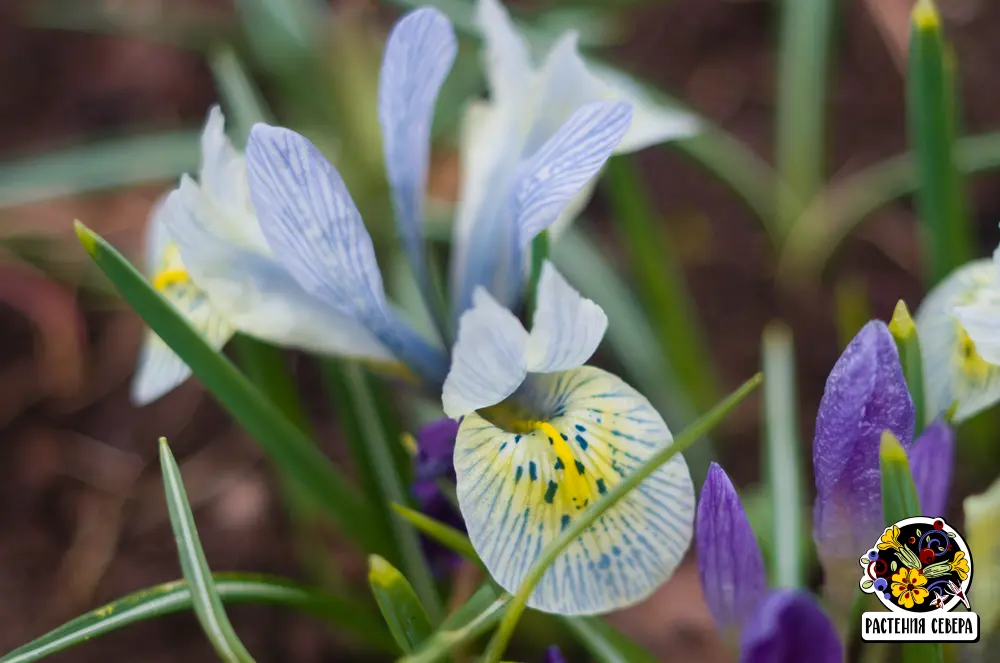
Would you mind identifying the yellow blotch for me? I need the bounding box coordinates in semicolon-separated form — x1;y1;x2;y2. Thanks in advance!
956;324;991;383
536;421;590;506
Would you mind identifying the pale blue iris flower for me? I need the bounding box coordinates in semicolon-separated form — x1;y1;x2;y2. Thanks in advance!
450;0;699;317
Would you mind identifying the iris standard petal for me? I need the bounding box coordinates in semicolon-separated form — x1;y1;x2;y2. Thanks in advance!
474;0;533;105
909;419;955;518
526;261;608;373
514;100;633;249
442;287;529;418
696;463;767;635
916;258;1000;423
378;7;457;281
812;321;914;563
454;366;695;615
738;590;842;663
246;123;447;382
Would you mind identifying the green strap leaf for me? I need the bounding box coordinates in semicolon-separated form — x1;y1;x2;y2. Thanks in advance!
368;555;435;655
482;373;764;663
391;503;480;564
0;573;391;663
889;300;927;431
400;593;510;663
561;616;659;663
159;439;255;662
73;221;384;553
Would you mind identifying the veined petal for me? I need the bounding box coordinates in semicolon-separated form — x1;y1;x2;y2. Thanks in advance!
379;8;457;278
454;366;695;615
915;258;1000;423
132;334;194;406
526;261;607;373
909;419;955;518
514;100;633;248
695;463;767;635
442;287;528;418
474;0;533;105
737;590;842;663
246;123;388;322
164;177;394;360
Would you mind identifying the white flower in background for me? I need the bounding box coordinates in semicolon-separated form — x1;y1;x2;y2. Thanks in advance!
914;256;1000;423
446;261;695;615
449;0;700;318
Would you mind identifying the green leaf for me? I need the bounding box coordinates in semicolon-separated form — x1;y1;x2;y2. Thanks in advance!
774;0;836;236
159;439;255;662
602;157;720;417
400;594;510;663
561;617;659;663
761;322;805;588
483;372;764;663
0;573;392;663
862;579;874;590
551;226;712;484
209;45;275;142
73;221;384;552
391;503;481;565
889;300;927;431
908;0;972;287
0;131;198;210
368;555;435;655
880;430;944;663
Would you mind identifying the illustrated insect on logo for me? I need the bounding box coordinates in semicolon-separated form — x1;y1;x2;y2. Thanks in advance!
858;516;979;643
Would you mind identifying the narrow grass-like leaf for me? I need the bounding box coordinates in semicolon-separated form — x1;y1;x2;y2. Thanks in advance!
603;156;720;415
778;131;1000;285
0;574;392;663
400;595;511;663
762;322;805;588
880;431;944;663
340;364;442;620
482;373;764;663
908;0;971;286
73;221;383;552
774;0;836;237
159;439;255;663
551;226;712;483
889;300;927;431
526;229;549;318
0;131;198;210
561;617;659;663
368;555;435;655
391;503;480;564
209;45;274;142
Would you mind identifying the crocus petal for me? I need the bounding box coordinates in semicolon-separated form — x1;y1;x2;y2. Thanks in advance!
454;366;695;615
526;261;607;373
246;124;447;382
442;287;529;418
378;8;456;280
543;646;567;663
514;100;633;249
812;320;915;564
414;417;461;483
916;258;1000;423
908;419;955;518
964;476;1000;634
738;590;842;663
695;463;767;635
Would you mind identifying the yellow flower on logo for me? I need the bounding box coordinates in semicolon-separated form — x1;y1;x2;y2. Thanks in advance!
879;525;903;551
891;567;929;609
950;551;970;580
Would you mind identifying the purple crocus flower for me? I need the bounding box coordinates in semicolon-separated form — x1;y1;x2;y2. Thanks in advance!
738;590;842;663
411;418;464;576
696;462;767;636
812;321;915;578
908;418;956;518
543;646;567;663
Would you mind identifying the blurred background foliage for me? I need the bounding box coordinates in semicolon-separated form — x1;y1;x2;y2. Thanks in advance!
3;0;1000;661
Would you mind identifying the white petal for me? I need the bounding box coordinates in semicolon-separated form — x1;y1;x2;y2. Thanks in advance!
163;179;393;360
454;366;695;615
379;8;457;277
475;0;533;104
527;262;607;372
915;259;1000;423
514;100;633;247
131;334;193;406
442;287;528;418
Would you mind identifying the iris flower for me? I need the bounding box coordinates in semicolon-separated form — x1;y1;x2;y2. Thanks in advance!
695;463;842;663
915;257;1000;423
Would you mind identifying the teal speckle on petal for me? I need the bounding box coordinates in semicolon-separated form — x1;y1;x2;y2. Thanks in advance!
544;480;559;504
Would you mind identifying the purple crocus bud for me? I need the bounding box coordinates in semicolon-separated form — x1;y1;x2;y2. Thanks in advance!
543;646;567;663
738;590;842;663
411;418;464;576
909;419;955;518
813;321;914;581
696;462;767;638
